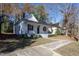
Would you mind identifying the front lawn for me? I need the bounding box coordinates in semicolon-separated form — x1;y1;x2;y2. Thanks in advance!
29;38;57;47
0;37;56;53
55;41;79;56
48;35;71;40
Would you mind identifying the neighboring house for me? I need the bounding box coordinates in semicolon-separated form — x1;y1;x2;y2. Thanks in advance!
14;13;53;38
51;27;58;35
48;26;58;35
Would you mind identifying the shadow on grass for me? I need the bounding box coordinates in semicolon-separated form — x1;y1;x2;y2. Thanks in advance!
0;39;36;54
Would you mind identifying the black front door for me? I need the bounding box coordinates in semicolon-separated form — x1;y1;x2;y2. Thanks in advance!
37;26;40;34
27;24;33;33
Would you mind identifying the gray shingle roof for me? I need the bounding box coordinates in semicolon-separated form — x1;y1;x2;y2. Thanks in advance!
15;14;59;27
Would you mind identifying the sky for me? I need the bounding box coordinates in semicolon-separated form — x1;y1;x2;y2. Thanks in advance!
43;3;63;23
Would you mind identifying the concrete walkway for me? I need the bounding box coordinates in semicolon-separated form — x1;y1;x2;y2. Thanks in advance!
38;40;72;50
0;40;73;56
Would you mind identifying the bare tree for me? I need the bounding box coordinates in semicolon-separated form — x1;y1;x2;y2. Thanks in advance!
58;3;79;36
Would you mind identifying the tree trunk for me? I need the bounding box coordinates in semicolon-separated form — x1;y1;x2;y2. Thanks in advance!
65;30;68;36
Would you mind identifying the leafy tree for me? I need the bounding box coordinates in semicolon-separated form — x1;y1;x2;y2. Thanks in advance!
2;4;13;14
1;16;9;33
32;5;48;22
23;3;32;13
55;28;61;35
1;4;16;33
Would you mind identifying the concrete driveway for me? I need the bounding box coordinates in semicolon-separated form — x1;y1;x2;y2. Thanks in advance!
0;40;72;56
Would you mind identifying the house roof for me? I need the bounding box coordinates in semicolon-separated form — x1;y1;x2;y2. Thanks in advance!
15;18;53;26
15;13;59;27
27;14;38;22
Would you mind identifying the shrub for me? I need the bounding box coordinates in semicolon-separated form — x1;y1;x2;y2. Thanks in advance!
48;34;56;37
55;29;61;35
33;34;42;39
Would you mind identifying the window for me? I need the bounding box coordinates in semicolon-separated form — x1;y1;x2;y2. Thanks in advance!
28;24;33;31
43;26;47;31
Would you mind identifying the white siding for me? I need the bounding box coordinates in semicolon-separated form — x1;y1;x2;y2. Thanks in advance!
48;27;57;35
52;27;57;34
18;21;50;38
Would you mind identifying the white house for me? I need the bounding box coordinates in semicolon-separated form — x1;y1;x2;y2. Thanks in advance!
14;13;58;38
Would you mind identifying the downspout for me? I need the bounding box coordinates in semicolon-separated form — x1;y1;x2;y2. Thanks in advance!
13;15;16;34
13;21;15;34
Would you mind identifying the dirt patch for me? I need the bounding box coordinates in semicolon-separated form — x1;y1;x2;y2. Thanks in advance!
48;35;72;40
29;38;57;47
55;41;79;56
